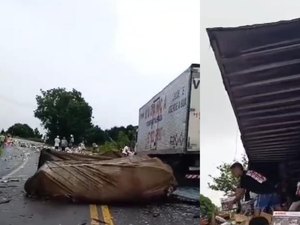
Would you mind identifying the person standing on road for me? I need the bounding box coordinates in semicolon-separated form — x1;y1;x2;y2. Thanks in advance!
5;134;13;147
54;136;60;150
61;137;68;151
228;162;282;215
69;134;74;148
92;143;98;151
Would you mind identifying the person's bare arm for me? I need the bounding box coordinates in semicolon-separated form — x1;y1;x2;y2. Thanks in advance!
232;188;246;204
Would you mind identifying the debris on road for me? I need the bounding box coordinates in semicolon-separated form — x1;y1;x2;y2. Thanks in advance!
8;178;19;182
0;198;11;204
152;212;160;217
0;185;18;188
25;149;177;203
0;176;24;184
92;218;107;224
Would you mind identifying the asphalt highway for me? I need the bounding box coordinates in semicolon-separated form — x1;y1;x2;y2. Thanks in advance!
0;142;199;225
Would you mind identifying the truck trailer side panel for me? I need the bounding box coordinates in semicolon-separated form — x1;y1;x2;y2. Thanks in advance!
137;65;198;154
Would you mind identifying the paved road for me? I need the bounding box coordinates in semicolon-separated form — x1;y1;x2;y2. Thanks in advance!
0;143;199;225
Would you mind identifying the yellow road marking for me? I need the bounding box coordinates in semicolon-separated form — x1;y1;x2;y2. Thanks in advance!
90;204;100;225
101;205;115;225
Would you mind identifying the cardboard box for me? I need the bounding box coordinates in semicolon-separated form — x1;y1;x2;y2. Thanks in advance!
260;212;272;224
272;211;300;225
233;212;272;225
221;197;237;211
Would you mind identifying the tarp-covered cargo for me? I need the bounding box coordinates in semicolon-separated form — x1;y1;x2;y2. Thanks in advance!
25;151;177;203
37;148;119;169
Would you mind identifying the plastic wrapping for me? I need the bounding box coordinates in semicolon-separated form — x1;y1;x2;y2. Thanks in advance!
25;150;177;203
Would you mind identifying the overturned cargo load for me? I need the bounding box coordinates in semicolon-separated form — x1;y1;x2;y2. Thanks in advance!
25;150;177;203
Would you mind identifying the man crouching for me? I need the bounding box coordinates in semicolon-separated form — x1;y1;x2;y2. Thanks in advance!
228;162;282;215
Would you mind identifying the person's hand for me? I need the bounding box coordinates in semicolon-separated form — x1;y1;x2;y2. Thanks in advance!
200;218;209;225
227;200;235;210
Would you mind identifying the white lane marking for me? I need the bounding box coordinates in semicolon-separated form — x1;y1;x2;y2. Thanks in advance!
0;152;29;181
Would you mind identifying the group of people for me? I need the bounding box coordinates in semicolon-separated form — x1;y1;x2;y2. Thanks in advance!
54;134;74;151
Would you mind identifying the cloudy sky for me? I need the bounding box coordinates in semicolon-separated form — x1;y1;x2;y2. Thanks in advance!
0;0;200;132
201;0;300;205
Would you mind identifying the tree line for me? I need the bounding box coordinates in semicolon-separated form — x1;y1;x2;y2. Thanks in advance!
1;124;42;140
1;123;137;149
2;88;137;149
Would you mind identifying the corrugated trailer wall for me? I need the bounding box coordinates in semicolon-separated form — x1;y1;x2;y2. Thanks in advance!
207;18;300;164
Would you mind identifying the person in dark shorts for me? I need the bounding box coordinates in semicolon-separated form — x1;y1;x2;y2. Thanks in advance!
228;162;282;215
61;137;68;151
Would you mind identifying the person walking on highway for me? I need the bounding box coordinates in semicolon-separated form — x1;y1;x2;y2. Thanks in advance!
54;136;60;150
61;137;68;151
228;162;282;215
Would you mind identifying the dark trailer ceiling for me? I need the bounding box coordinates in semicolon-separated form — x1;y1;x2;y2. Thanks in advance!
207;18;300;163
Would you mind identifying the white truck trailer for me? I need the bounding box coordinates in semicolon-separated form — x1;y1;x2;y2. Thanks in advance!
136;64;200;183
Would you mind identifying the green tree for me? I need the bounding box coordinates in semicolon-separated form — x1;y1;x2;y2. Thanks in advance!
0;129;5;135
125;125;138;148
106;126;125;142
200;194;217;221
34;88;93;143
208;155;248;196
99;141;118;153
105;125;137;148
84;125;108;145
7;123;35;138
116;131;130;148
34;128;42;138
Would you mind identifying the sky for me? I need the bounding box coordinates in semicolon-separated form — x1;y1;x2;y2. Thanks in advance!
0;0;200;132
201;0;300;205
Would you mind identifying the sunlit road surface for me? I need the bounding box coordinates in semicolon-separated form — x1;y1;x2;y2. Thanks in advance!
0;142;199;225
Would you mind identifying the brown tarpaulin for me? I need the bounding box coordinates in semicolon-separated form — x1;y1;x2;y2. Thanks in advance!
25;152;177;203
37;149;117;169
